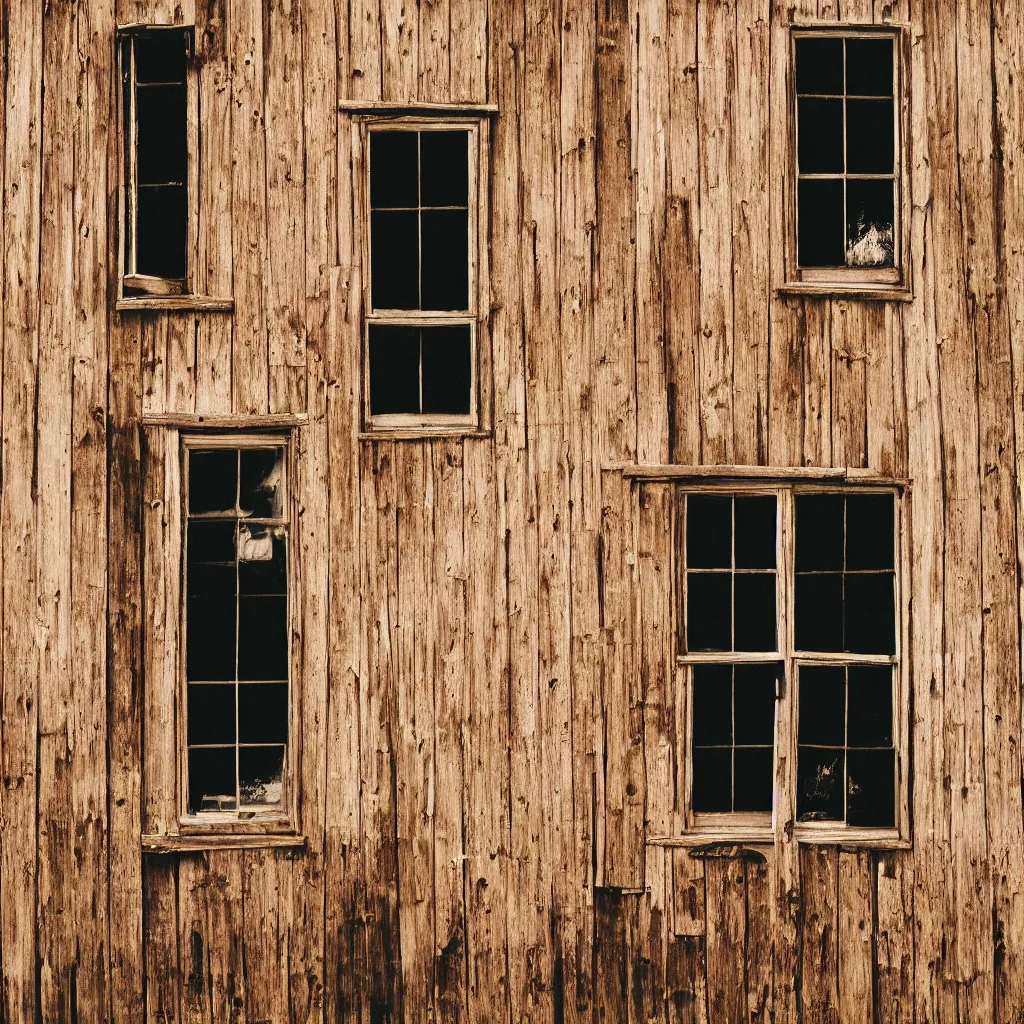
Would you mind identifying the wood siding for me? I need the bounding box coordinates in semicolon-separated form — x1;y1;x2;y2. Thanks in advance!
1;0;1023;1021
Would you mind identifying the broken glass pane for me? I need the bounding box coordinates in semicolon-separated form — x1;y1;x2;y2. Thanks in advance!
238;529;287;595
845;178;895;268
189;450;237;514
240;447;285;519
239;745;285;806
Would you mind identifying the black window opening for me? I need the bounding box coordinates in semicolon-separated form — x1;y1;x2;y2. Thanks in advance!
121;27;191;290
794;34;897;270
367;128;475;422
185;443;289;817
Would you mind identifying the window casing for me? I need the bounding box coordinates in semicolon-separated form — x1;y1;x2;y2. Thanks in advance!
677;481;908;844
360;118;487;433
785;25;910;295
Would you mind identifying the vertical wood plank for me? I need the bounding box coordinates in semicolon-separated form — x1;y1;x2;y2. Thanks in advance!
830;301;868;469
418;0;451;102
837;851;873;1024
875;851;914;1024
144;861;182;1023
745;855;773;1023
801;299;832;467
348;0;383;101
704;858;747;1024
799;846;839;1024
381;0;417;102
449;0;486;103
667;854;708;1024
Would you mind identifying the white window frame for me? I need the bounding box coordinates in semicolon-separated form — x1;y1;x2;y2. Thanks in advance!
676;480;910;847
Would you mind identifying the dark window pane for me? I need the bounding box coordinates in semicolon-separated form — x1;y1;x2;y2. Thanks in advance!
187;520;236;563
187;683;236;746
369;324;420;415
239;746;285;806
240;447;285;518
733;664;778;745
371;209;419;309
686;572;732;651
692;747;732;813
370;130;418;208
238;530;287;595
420;130;469;207
845;99;894;174
422;325;472;415
186;596;236;681
845;38;893;97
797;178;845;267
189;450;237;514
797;747;845;821
795;36;843;94
797;98;844;173
188;747;236;813
238;683;289;744
136;184;187;278
420;209;469;310
794;573;843;652
692;664;732;746
238;596;288;681
846;178;895;268
846;494;894;570
134;31;187;84
847;665;893;747
735;495;776;569
846;749;895;826
798;665;846;746
734;747;773;812
734;573;776;652
795;494;845;570
687;495;732;569
136;85;186;185
844;572;895;654
188;561;235;601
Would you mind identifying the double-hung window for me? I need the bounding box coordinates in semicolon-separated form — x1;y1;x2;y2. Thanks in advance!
678;483;907;841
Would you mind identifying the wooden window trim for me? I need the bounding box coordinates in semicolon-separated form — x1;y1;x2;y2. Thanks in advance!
355;114;491;436
665;477;910;849
780;23;913;299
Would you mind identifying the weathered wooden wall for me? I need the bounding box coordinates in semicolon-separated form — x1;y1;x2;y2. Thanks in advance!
2;0;1024;1020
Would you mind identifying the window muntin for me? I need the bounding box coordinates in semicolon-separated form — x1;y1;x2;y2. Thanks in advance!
183;438;290;821
120;27;193;295
790;29;903;287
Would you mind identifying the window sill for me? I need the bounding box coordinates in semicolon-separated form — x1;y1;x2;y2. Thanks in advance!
116;295;234;312
141;831;306;854
647;828;910;850
776;281;913;303
359;428;491;441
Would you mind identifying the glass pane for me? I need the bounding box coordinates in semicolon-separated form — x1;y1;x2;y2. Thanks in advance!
188;747;236;813
733;748;773;812
186;595;236;681
692;664;732;746
239;746;285;806
797;747;845;821
368;324;420;415
188;519;236;564
795;36;843;94
420;209;469;311
686;572;732;651
238;596;288;681
733;664;778;745
692;747;731;813
845;99;894;174
845;38;893;97
239;447;284;519
795;493;844;570
422;325;472;415
797;178;845;267
136;85;187;185
370;130;418;208
846;494;895;569
187;683;236;746
797;98;844;173
238;683;289;744
371;209;419;309
136;184;187;278
238;529;287;595
846;749;895;826
798;665;845;746
188;561;235;601
794;573;843;652
687;495;732;569
134;31;187;84
420;130;469;207
846;665;893;747
844;572;895;654
734;495;776;569
734;573;776;652
189;450;237;514
846;178;895;268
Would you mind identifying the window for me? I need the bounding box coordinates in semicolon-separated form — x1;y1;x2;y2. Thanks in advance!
678;484;906;841
362;120;485;432
119;26;194;296
787;28;908;292
182;436;292;823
